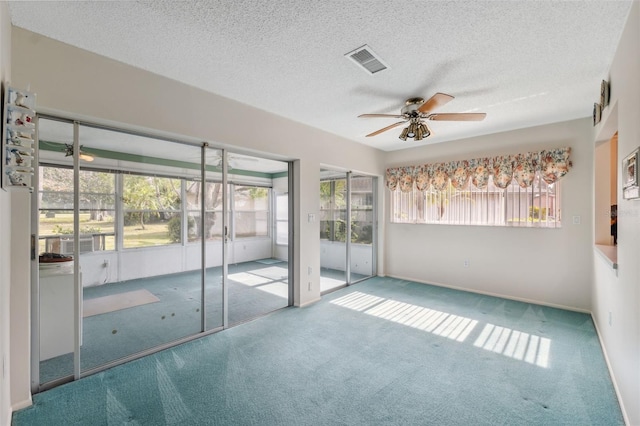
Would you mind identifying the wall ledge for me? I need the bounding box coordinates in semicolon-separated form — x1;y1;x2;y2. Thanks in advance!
594;244;618;270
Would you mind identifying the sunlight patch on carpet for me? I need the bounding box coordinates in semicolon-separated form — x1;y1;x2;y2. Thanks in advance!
255;259;283;265
331;291;478;343
474;323;551;368
329;291;384;311
320;276;346;292
252;266;288;281
83;289;160;317
228;272;272;286
256;282;288;298
331;291;552;368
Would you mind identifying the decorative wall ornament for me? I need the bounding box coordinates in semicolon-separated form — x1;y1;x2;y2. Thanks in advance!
601;80;610;108
2;85;37;191
593;102;602;126
385;147;572;192
593;79;609;127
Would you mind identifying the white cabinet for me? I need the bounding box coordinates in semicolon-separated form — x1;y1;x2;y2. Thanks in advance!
39;267;82;361
2;85;36;191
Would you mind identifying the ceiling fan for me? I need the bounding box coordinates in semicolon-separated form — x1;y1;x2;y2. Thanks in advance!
211;153;258;170
358;92;486;141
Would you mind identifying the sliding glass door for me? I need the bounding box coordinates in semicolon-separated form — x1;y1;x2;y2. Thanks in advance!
35;118;77;385
33;117;291;390
225;153;290;325
319;170;377;294
319;170;348;292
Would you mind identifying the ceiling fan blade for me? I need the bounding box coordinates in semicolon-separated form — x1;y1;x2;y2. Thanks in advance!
358;113;405;119
428;113;487;121
418;92;455;114
365;121;407;137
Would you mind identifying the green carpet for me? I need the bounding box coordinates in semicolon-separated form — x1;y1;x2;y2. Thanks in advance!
16;277;623;425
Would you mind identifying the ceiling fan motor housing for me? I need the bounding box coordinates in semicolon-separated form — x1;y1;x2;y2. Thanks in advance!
401;98;426;117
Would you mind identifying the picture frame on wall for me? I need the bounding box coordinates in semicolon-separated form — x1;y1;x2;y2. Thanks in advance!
622;148;639;199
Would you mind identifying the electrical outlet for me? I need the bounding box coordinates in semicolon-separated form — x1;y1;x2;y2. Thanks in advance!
609;311;612;326
463;259;470;267
308;282;312;291
308;266;312;275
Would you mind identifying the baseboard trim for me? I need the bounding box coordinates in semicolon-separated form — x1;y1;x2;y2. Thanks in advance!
11;395;32;412
591;314;629;426
385;274;590;314
297;297;321;308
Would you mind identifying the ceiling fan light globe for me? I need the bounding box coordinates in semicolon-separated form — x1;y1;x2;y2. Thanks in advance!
419;123;431;138
406;122;417;138
399;127;409;141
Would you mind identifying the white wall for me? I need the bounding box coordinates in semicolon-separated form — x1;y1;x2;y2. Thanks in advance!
9;26;384;405
9;193;31;411
592;2;640;424
320;241;373;276
384;118;594;311
0;3;12;424
78;238;271;287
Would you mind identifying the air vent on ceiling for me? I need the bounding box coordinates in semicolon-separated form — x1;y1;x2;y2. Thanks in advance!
345;45;388;75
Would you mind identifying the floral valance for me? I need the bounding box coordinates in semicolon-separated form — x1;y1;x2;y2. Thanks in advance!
386;147;572;192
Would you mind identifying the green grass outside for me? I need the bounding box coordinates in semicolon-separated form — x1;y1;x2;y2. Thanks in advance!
39;213;174;252
123;223;174;248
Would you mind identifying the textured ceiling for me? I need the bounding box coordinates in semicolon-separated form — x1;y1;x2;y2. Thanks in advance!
8;1;633;152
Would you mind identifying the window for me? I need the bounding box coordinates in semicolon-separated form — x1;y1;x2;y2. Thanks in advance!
320;177;375;243
185;180;224;241
122;175;181;248
320;179;347;241
390;173;560;227
39;165;276;250
233;185;269;239
39;166;116;253
350;176;374;244
275;193;288;245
